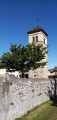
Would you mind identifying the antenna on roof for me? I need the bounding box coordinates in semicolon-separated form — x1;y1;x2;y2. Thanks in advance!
36;17;40;27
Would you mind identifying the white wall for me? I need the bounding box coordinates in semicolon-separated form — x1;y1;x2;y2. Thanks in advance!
28;31;47;45
0;69;6;75
0;69;20;78
28;31;48;79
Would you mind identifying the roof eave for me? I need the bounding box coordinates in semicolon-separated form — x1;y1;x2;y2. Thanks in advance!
27;30;48;36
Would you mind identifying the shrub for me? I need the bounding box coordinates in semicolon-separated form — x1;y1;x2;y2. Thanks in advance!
19;74;23;78
48;75;57;78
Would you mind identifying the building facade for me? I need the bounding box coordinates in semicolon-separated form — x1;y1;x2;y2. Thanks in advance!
0;68;20;77
48;67;57;76
27;26;48;79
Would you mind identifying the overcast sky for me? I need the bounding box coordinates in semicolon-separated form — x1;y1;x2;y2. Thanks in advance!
0;0;57;69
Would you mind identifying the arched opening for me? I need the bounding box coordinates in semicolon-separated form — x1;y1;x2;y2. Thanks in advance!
33;72;38;78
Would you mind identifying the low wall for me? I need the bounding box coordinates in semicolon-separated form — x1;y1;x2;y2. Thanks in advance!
0;75;56;120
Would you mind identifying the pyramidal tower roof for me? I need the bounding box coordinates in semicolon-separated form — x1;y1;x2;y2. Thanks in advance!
27;26;48;36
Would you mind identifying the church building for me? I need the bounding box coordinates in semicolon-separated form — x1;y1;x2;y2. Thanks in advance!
27;26;48;79
0;25;48;79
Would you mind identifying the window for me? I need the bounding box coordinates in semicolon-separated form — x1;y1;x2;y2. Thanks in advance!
33;36;38;43
36;36;38;42
43;37;45;44
33;37;35;42
44;38;45;44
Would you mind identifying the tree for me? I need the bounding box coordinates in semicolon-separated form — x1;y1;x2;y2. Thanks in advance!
0;43;48;78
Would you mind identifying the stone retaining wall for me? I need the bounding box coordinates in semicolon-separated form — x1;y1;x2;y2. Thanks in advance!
0;75;56;120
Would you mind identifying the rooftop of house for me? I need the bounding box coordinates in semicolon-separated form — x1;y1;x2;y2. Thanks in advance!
53;67;57;72
49;66;57;73
48;69;53;73
27;26;48;36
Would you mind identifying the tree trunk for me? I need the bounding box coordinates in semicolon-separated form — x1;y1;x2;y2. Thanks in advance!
22;71;24;78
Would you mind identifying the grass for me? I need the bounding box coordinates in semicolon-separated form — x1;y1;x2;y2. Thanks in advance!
15;98;57;120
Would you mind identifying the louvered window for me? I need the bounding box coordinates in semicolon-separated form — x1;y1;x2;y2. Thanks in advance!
33;37;35;42
36;36;38;42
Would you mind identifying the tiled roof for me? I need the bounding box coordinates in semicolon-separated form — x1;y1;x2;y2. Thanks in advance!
53;67;57;72
27;26;48;36
49;67;57;73
48;69;53;73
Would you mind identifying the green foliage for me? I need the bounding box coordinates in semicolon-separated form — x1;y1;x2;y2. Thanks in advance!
19;74;23;78
48;75;57;78
0;43;47;78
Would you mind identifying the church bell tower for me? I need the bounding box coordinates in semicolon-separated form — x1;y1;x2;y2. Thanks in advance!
27;26;48;79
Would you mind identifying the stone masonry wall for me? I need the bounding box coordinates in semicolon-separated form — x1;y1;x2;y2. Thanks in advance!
0;75;56;120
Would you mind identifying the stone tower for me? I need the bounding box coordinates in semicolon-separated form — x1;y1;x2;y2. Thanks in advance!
27;26;48;79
